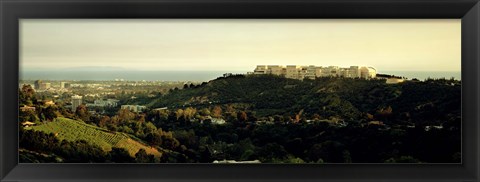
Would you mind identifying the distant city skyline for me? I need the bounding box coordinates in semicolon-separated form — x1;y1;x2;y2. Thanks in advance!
21;19;460;72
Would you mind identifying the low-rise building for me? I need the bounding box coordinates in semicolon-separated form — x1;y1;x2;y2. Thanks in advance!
44;100;55;106
268;65;286;76
20;105;36;112
121;105;147;112
211;118;226;125
368;121;385;126
94;99;119;107
21;121;36;128
304;65;318;80
425;125;443;131
253;65;268;74
285;65;301;79
153;107;168;111
213;160;261;163
34;80;51;90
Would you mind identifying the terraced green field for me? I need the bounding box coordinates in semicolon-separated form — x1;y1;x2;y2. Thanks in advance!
27;117;161;157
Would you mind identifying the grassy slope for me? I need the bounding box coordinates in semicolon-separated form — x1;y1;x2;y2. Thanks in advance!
27;117;161;157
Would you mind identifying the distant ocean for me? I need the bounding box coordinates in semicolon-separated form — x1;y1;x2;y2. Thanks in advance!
20;70;461;82
381;71;461;81
20;70;247;82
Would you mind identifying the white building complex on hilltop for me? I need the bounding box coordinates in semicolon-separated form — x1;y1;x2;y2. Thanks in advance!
249;65;377;80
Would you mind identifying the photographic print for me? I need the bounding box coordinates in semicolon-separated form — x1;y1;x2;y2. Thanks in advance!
18;19;461;163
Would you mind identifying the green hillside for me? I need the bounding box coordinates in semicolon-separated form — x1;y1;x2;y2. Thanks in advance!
27;117;161;157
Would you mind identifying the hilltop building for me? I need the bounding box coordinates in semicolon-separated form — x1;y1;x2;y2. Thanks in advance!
250;65;377;80
71;95;83;112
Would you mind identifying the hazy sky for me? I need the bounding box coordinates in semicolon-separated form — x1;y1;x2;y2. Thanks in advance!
21;19;460;72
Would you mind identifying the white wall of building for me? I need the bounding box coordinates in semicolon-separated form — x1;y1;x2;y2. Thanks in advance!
251;65;376;80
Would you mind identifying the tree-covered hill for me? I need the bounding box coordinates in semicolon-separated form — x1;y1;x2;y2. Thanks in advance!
147;74;461;126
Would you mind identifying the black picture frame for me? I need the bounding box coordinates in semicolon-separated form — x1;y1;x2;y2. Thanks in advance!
1;0;479;181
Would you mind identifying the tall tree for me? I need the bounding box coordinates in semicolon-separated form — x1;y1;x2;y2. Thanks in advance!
19;84;35;106
135;149;155;163
239;111;248;122
212;106;222;118
75;104;90;122
108;147;135;163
